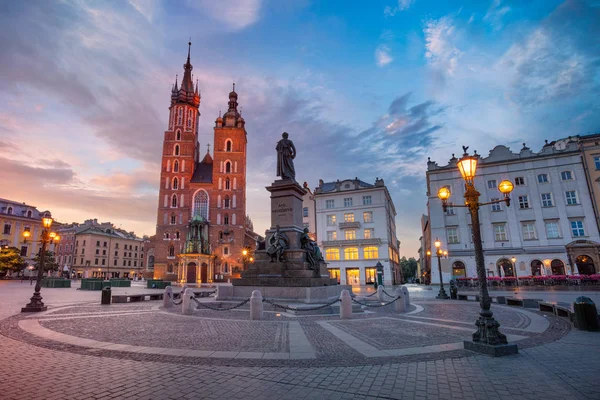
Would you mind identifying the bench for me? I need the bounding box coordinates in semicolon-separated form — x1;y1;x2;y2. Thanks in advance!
539;302;555;313
538;301;573;319
506;298;524;307
111;290;214;303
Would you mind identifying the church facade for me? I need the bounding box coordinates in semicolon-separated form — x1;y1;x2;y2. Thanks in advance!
150;43;253;283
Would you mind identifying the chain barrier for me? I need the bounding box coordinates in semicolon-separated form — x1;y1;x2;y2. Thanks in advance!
167;292;183;305
382;289;397;298
351;296;401;308
262;298;340;312
192;297;250;311
365;291;377;298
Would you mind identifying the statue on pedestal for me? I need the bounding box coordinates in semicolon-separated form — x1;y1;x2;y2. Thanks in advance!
276;132;296;181
300;228;324;272
267;225;289;263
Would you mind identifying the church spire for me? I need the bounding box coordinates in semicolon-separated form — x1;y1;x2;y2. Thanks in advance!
180;41;194;93
171;41;200;108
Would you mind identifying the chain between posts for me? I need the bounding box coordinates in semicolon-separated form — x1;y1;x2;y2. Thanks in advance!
167;292;183;305
261;298;340;312
351;296;402;308
192;297;250;311
381;289;397;298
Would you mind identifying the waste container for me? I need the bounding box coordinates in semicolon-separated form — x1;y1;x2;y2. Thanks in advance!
101;286;111;305
573;296;600;331
449;280;458;300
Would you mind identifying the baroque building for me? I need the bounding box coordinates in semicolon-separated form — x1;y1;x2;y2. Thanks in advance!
151;43;252;283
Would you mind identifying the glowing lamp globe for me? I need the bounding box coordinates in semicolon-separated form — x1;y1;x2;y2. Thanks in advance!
242;249;248;256
437;187;451;201
498;180;514;195
23;231;31;239
49;232;57;239
457;155;478;181
434;238;441;249
42;216;53;228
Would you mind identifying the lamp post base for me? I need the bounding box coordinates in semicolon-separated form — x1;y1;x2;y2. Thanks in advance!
464;341;518;357
436;288;450;299
21;293;47;313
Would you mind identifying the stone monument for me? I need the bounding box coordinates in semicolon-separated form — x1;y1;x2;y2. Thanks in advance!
217;132;347;303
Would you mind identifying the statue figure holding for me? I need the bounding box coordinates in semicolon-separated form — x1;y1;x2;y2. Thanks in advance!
266;225;289;263
300;228;324;272
276;132;296;181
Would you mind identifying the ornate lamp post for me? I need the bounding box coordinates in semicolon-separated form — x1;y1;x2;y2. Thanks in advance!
241;247;253;272
21;213;60;313
437;147;518;356
434;238;450;299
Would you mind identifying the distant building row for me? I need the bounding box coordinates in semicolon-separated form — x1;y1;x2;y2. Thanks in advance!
421;134;600;284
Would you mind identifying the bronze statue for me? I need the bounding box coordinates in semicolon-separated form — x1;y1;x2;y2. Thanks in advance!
300;228;324;272
276;132;296;181
266;225;289;263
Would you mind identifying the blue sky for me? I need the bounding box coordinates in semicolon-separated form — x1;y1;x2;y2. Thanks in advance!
0;0;598;257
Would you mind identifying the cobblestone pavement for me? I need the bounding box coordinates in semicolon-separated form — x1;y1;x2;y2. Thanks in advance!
1;281;599;399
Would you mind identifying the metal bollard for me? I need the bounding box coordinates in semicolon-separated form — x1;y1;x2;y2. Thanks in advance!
376;285;384;302
182;288;194;315
340;290;352;319
401;286;410;308
163;286;173;308
395;288;406;312
250;290;263;320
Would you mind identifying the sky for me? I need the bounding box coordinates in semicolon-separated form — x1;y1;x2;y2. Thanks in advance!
0;0;599;258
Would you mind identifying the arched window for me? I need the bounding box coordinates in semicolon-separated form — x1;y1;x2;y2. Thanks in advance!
226;139;232;152
187;110;193;128
174;145;180;156
177;108;182;125
7;207;12;215
225;161;231;173
176;130;181;141
173;160;179;172
175;230;180;239
225;178;230;190
170;214;176;225
344;248;359;260
224;214;229;225
168;245;175;257
363;246;379;259
164;232;170;239
193;190;209;220
26;210;32;218
531;260;543;276
171;194;178;208
173;177;179;190
232;195;236;208
452;261;466;278
219;231;223;240
167;263;173;273
551;259;565;275
232;213;236;225
223;262;229;273
224;196;230;209
326;248;340;261
497;258;514;277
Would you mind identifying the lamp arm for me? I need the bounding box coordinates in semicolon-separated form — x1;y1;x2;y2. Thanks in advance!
445;197;511;208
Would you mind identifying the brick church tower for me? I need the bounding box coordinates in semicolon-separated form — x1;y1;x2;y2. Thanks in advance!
151;43;252;283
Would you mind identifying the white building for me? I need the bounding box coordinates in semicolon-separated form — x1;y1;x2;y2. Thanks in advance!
302;182;317;240
314;177;401;286
426;140;600;284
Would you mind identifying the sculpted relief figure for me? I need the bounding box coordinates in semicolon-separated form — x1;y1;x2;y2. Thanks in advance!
267;225;289;263
276;132;296;181
300;228;324;272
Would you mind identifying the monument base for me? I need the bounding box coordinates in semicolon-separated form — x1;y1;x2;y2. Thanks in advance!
463;341;519;357
216;284;351;304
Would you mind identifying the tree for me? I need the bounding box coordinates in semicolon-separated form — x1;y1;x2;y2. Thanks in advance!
0;247;26;271
33;249;59;272
400;256;418;280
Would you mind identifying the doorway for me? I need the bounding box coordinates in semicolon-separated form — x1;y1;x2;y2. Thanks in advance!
452;261;466;278
200;263;208;283
365;267;376;284
497;258;514;277
576;255;596;275
345;268;360;285
551;259;565;275
187;262;197;283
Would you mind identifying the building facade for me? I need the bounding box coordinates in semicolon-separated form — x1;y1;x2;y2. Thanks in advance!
302;182;317;240
150;43;252;283
577;133;600;232
0;198;51;267
426;140;600;285
315;178;401;286
418;214;431;284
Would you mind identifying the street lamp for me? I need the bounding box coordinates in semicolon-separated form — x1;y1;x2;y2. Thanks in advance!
434;238;449;299
437;147;517;356
241;247;253;272
21;213;60;313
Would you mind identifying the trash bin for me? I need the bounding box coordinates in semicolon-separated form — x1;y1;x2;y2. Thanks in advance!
449;280;458;300
573;296;600;331
101;286;111;305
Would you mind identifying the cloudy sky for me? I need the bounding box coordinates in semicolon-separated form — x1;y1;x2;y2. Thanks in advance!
1;0;599;257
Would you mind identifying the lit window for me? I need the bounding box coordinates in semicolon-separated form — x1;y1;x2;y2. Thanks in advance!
344;197;353;207
518;195;529;209
345;230;356;240
561;171;573;181
303;207;309;217
515;177;525;186
545;222;560;239
362;196;372;205
494;224;508;241
364;228;373;239
326;200;334;209
566;191;578;205
522;223;537;240
487;180;497;189
541;193;553;207
363;212;373;222
326;215;336;225
537;174;548;183
344;247;359;260
344;213;355;222
327;231;337;241
364;246;379;259
447;228;459;244
325;248;340;260
571;220;585;237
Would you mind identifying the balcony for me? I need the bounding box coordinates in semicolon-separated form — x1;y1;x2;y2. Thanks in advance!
339;221;361;229
322;238;382;247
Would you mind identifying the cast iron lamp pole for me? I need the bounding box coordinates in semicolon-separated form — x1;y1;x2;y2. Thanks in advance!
434;239;449;299
21;214;60;313
437;147;518;355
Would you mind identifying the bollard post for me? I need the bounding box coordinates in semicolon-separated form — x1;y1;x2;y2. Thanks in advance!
340;290;352;319
181;284;189;295
395;288;406;313
377;285;384;302
182;288;194;315
250;290;263;320
401;286;410;308
163;286;173;309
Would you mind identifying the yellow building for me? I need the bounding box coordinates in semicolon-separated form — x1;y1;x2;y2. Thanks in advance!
0;198;51;267
579;134;600;232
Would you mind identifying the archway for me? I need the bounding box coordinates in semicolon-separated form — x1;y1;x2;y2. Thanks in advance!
452;261;466;278
497;258;514;277
551;259;565;275
575;255;596;275
530;260;543;276
186;262;197;283
200;263;208;283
